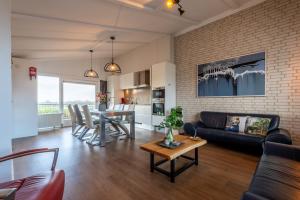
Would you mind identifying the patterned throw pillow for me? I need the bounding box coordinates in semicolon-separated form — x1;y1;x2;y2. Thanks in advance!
244;117;271;136
225;116;248;133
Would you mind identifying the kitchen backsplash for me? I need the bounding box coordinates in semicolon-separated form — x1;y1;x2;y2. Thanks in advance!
123;88;151;105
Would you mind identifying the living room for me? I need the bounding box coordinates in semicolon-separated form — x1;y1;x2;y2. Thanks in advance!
0;0;299;200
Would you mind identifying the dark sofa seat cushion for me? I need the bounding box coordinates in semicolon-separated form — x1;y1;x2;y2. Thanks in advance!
248;156;300;200
242;142;300;200
197;127;264;144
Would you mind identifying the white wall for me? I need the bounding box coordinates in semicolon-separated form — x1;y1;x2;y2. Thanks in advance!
0;0;12;181
12;57;108;139
115;35;173;74
35;58;108;81
0;0;12;155
12;59;38;138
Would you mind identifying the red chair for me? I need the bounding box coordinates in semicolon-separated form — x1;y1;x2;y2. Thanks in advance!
0;148;65;200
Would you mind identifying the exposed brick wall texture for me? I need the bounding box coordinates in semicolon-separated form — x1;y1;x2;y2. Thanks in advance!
175;0;300;143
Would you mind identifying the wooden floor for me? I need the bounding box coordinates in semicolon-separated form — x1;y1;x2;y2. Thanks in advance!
12;128;259;200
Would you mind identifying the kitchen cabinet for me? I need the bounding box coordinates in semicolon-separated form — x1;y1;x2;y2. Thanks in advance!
151;62;175;89
151;62;176;127
120;73;135;90
107;75;123;104
134;70;150;88
120;70;150;90
151;63;166;88
134;105;152;130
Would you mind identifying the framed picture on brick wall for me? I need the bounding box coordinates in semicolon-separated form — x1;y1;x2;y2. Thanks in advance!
197;52;265;97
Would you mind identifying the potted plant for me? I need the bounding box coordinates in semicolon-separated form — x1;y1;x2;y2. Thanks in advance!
160;106;184;145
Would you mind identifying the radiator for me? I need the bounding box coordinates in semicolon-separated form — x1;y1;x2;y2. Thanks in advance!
38;113;63;129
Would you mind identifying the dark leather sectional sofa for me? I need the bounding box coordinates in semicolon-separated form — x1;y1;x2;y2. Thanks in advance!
241;142;300;200
184;111;292;153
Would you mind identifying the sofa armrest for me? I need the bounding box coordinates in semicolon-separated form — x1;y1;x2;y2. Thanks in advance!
265;128;292;145
183;121;205;136
241;192;269;200
264;142;300;161
0;188;16;200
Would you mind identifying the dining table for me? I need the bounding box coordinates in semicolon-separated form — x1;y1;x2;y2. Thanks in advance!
90;110;135;147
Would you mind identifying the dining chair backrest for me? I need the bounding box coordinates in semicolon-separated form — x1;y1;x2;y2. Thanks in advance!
123;104;135;121
108;103;114;111
73;104;84;125
128;104;135;111
68;104;77;124
114;104;124;111
82;105;94;129
123;104;129;111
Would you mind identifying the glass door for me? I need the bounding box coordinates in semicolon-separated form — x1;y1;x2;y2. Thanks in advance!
37;75;60;114
63;82;96;120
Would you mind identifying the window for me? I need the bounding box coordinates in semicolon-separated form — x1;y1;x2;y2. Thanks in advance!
38;76;60;114
63;82;96;119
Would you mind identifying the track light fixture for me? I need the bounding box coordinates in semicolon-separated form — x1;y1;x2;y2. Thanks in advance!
165;0;185;16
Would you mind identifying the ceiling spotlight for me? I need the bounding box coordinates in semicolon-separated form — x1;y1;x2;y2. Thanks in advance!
166;0;174;8
165;0;185;16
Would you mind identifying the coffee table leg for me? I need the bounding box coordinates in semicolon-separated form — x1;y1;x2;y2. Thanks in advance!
150;153;154;172
170;159;175;183
195;147;199;166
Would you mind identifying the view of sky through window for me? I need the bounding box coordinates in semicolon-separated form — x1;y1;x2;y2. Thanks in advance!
38;76;59;103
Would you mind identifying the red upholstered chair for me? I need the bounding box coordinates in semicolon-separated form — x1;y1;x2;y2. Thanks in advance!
0;148;65;200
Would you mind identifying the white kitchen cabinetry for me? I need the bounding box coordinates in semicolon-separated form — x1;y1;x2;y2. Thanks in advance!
134;105;152;130
107;75;123;104
151;63;166;88
151;62;175;89
151;62;176;127
120;73;135;90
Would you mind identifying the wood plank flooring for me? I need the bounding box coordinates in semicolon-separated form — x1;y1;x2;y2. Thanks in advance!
12;128;259;200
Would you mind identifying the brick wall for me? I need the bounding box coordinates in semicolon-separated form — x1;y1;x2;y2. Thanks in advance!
175;0;300;143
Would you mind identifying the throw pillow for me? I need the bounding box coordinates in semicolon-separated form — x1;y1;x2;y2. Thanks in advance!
244;117;271;136
225;116;248;133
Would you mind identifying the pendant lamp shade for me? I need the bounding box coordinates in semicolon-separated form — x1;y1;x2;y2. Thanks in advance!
104;37;121;73
84;50;99;78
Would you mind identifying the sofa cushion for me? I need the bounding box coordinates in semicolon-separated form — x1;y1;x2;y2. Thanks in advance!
196;127;264;144
200;112;227;129
225;116;248;133
244;117;271;136
0;179;24;191
199;111;280;132
247;154;300;200
0;170;65;200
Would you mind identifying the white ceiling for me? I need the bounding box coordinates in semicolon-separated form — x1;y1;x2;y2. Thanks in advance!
11;0;264;60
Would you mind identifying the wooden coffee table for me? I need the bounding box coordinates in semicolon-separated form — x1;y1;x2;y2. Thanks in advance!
140;135;207;182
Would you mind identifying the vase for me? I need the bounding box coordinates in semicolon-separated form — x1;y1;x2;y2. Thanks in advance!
165;128;174;143
98;103;107;111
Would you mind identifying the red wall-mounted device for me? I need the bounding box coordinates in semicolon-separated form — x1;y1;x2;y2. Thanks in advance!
29;66;37;80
